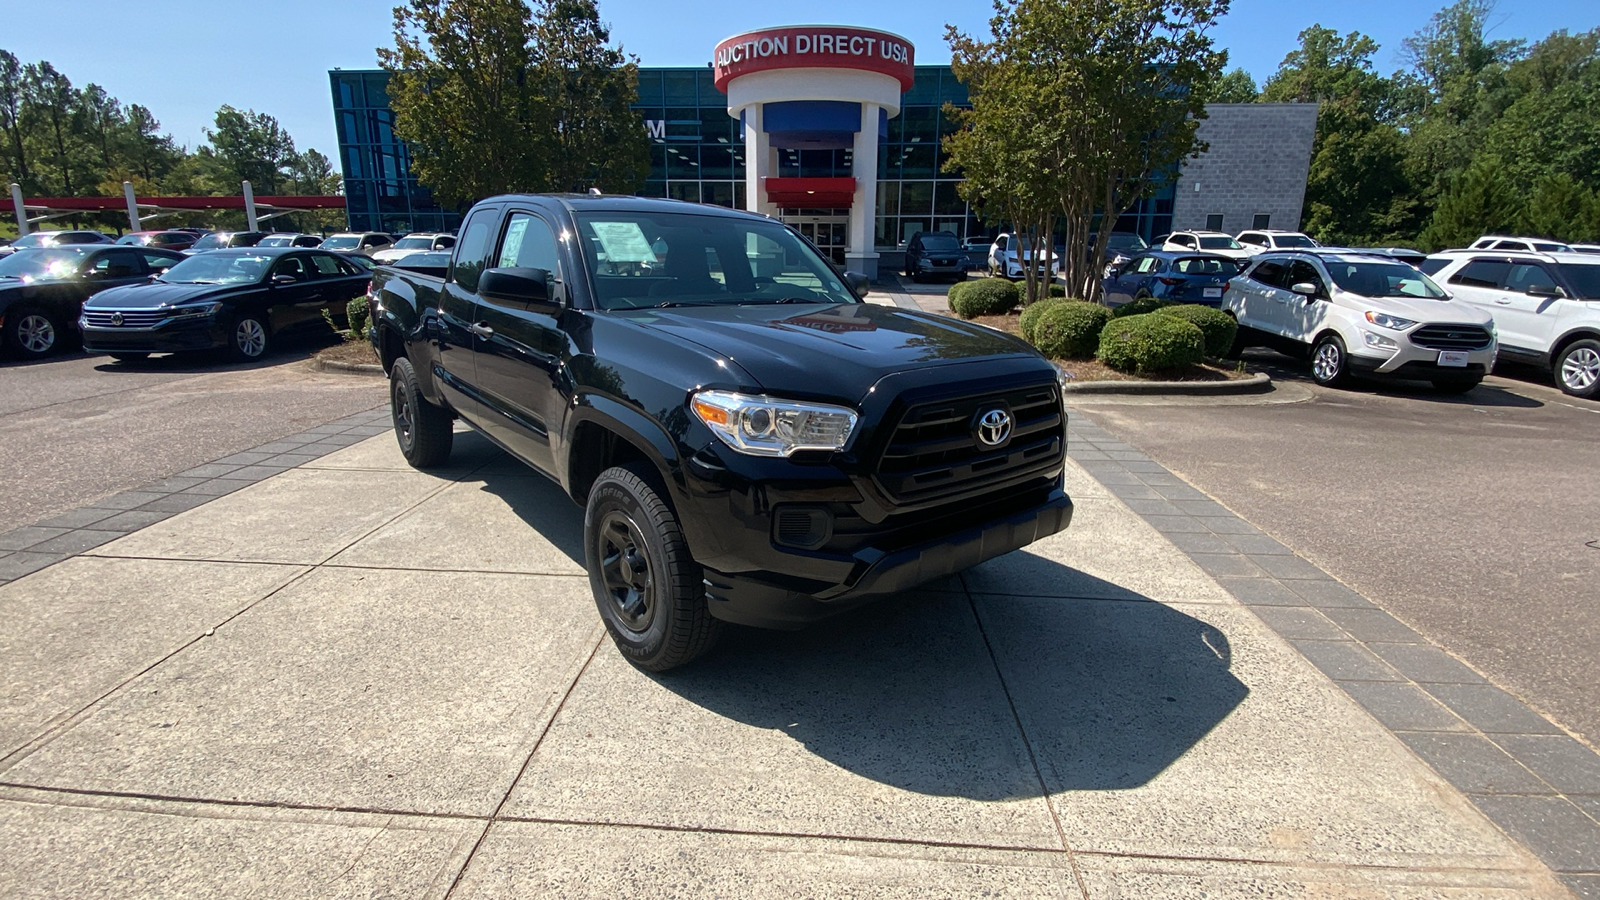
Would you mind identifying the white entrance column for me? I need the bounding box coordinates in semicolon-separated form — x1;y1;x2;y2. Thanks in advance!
742;106;778;218
123;181;141;232
242;180;259;232
10;183;28;236
846;102;880;279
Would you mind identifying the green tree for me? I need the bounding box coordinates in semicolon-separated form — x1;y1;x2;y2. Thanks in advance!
1477;30;1599;195
380;0;648;207
1262;26;1416;244
947;0;1229;302
205;105;299;195
1210;67;1258;102
23;62;83;196
1418;155;1518;249
0;50;27;187
1515;174;1599;243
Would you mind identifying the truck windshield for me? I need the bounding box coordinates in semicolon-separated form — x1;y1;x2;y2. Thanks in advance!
574;212;857;310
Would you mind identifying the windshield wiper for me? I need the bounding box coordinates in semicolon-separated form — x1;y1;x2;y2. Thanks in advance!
653;300;714;308
738;297;827;305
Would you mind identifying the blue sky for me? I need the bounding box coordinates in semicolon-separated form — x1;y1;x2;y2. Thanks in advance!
3;0;1594;163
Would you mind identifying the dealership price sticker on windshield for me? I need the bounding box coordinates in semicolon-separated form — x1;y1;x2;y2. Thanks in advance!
590;222;657;263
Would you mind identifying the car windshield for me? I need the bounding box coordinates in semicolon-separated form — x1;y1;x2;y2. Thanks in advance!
573;211;856;311
1107;234;1148;250
918;233;960;251
257;236;294;247
157;253;272;284
320;236;361;250
1274;234;1317;248
189;233;227;250
1198;236;1242;250
1554;264;1600;300
342;254;376;270
1174;257;1233;275
11;233;50;249
393;237;433;249
0;248;87;280
1326;261;1447;299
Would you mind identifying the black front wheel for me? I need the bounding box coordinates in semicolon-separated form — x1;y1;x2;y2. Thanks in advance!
227;313;270;362
585;463;721;672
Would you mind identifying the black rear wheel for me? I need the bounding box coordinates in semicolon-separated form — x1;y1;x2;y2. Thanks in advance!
586;463;721;671
389;356;454;468
5;306;61;359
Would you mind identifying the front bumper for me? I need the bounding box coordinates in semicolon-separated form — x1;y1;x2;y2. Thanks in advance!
700;486;1073;629
1348;332;1496;380
80;317;227;354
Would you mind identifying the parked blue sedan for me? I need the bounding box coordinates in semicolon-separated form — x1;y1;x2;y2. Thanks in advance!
1101;250;1240;309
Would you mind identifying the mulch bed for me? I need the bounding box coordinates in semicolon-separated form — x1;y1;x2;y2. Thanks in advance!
314;339;381;367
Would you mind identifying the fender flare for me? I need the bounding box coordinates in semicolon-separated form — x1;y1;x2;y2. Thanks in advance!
563;394;684;500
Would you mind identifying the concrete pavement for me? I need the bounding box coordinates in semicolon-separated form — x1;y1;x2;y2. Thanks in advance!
0;404;1587;897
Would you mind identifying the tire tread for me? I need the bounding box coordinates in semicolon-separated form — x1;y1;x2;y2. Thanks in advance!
390;357;453;467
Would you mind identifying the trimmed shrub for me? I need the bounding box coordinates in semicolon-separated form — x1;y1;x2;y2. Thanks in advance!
946;280;972;310
1097;313;1205;374
1032;301;1112;360
1111;294;1172;318
346;296;371;341
1155;304;1237;358
1018;296;1066;343
1047;283;1067;298
949;277;1019;318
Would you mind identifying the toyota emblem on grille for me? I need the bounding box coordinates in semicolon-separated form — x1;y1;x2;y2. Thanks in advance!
110;312;123;326
975;408;1013;448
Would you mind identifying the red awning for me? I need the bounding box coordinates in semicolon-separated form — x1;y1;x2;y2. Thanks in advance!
763;177;856;208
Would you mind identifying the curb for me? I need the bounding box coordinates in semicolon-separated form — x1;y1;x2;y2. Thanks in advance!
1060;371;1272;395
309;356;385;376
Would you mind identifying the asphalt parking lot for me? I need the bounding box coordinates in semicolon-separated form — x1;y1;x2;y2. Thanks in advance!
1074;351;1600;748
0;342;383;530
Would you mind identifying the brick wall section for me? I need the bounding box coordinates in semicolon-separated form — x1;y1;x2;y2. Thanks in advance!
1173;102;1319;235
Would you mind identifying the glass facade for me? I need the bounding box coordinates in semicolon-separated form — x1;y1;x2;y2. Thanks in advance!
330;66;1173;244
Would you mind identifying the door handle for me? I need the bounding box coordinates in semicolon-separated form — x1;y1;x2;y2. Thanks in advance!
470;323;495;339
1494;299;1512;305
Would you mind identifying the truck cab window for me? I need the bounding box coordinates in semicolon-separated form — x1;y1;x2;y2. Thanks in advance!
451;211;497;293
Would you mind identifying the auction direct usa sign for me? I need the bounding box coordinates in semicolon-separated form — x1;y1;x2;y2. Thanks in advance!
712;26;916;92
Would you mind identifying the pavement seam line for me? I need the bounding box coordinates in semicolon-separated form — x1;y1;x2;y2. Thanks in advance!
0;563;319;773
959;572;1090;900
0;780;490;822
442;629;606;899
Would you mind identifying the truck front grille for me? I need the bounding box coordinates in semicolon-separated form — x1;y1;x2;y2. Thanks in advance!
1410;324;1493;351
874;382;1063;505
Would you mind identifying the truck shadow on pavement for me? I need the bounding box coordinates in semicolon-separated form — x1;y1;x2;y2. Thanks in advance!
474;446;1248;799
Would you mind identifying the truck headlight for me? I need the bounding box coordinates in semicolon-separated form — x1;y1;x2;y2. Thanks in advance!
691;390;858;457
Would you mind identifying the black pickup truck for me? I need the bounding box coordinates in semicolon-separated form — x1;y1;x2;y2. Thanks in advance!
370;195;1073;670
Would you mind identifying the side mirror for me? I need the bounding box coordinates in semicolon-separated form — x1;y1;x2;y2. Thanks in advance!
1527;285;1564;299
272;274;299;285
1290;281;1320;298
843;271;871;296
480;266;552;306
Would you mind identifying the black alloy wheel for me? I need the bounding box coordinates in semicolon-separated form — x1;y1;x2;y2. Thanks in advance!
585;463;721;672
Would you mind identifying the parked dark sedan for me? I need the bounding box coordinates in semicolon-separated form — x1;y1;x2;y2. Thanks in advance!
0;246;183;359
0;230;115;259
1101;250;1237;309
116;230;199;252
80;248;371;362
182;231;268;255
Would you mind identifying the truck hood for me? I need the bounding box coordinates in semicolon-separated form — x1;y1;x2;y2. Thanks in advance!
613;301;1040;402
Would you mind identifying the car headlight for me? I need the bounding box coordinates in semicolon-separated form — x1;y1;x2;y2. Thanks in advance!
691;390;858;457
169;302;223;320
1364;311;1416;330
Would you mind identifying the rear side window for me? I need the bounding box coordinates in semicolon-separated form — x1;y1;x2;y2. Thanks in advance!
1249;259;1288;287
1134;256;1161;274
1553;264;1600;300
1450;259;1510;289
1492;240;1529;251
310;254;343;276
451;211;497;292
1418;258;1449;276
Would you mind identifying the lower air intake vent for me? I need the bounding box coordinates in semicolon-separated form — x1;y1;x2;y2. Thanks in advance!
773;507;832;551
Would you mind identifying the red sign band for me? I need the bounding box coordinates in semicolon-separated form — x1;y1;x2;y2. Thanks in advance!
713;26;916;93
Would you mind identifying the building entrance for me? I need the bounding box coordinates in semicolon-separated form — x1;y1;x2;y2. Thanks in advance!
784;214;849;267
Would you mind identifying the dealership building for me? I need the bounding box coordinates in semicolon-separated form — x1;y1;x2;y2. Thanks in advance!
329;25;1316;277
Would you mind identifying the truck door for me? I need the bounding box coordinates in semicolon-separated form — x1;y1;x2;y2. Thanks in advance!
469;209;571;475
434;207;500;421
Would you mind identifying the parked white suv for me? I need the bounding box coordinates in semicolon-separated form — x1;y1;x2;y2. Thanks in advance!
987;233;1060;280
1467;235;1572;253
318;232;395;256
1236;230;1320;254
371;232;457;265
1224;250;1496;393
1420;250;1600;398
1155;231;1253;262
